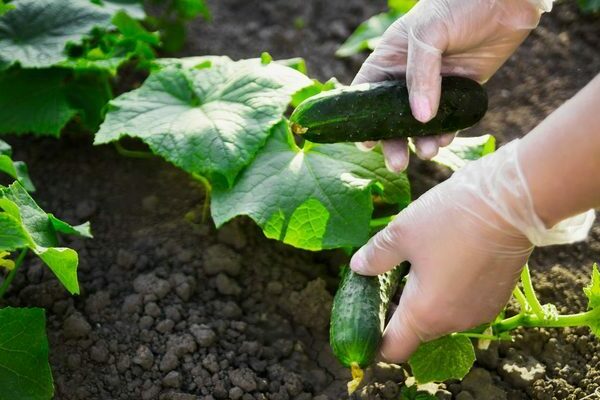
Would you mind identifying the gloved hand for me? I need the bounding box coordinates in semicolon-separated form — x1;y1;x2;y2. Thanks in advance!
350;139;594;362
354;0;549;172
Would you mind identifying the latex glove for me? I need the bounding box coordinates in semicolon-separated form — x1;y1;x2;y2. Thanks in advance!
354;0;548;172
350;139;594;362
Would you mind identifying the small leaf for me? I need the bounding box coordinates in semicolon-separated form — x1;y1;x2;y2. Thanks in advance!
0;182;89;293
408;335;476;384
336;11;401;57
0;307;54;400
0;1;15;17
152;55;232;70
0;250;14;270
96;58;313;185
112;10;158;45
584;263;600;310
0;0;113;69
431;135;496;171
276;57;307;75
212;122;410;250
48;215;93;238
36;247;80;295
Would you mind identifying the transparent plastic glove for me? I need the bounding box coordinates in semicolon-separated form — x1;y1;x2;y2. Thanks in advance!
350;139;594;362
353;0;548;172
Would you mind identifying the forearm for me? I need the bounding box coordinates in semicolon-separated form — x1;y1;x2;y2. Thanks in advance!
520;74;600;228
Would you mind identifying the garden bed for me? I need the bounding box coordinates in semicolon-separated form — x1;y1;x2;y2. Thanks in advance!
3;0;600;399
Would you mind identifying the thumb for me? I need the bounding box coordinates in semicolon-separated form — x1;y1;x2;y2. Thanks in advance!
350;216;409;276
406;27;443;123
379;278;423;363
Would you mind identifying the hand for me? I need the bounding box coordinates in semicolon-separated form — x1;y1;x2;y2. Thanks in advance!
349;137;593;362
354;0;545;172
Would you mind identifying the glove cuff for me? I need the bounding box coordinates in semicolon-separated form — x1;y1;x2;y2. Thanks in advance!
454;139;595;247
526;0;554;12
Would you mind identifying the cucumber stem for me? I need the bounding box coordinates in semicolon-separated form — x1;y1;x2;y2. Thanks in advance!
520;264;545;319
347;362;364;395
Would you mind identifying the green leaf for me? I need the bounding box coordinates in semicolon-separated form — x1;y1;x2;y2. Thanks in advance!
95;59;313;185
291;77;342;108
400;385;437;400
212;122;411;250
0;140;36;191
0;68;76;137
584;263;600;310
175;0;211;20
388;0;418;13
0;0;15;17
431;135;496;171
95;0;146;19
0;0;112;69
48;215;93;238
408;335;476;383
66;72;113;131
0;212;29;251
578;0;600;13
0;182;90;294
0;307;53;400
336;10;401;57
112;11;158;45
276;57;307;75
36;247;80;295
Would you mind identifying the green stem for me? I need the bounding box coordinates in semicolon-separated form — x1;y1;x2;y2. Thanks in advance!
369;215;395;229
114;142;155;159
521;264;545;319
455;332;503;341
192;173;212;222
512;286;528;314
0;249;28;300
494;307;600;332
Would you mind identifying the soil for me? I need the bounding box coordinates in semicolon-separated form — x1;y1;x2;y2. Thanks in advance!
2;0;600;399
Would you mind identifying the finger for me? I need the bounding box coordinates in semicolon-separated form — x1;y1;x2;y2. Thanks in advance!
352;19;409;85
355;141;378;152
350;216;409;276
406;28;443;123
413;136;439;160
382;139;409;172
379;284;423;363
436;132;456;148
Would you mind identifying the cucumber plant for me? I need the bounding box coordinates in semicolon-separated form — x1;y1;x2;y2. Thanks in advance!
0;139;92;400
0;0;210;137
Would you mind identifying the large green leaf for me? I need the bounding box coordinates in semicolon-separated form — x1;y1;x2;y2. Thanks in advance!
95;59;313;184
0;68;113;136
408;335;476;383
0;1;14;17
212;122;410;250
0;0;112;69
0;182;91;294
0;69;77;137
0;307;53;400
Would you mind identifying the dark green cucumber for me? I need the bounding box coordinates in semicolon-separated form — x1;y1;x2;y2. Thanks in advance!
330;263;410;368
290;77;487;143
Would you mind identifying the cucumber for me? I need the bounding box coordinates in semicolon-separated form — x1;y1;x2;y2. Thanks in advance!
290;77;487;143
330;263;410;369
